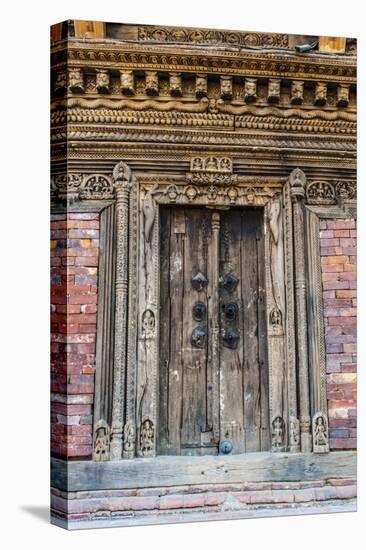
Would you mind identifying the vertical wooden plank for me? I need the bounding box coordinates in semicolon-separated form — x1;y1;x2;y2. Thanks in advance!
241;209;261;452
219;210;245;454
167;208;185;454
181;209;210;454
256;210;270;450
157;208;171;454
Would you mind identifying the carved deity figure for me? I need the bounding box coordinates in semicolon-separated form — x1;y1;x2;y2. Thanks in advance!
307;181;335;204
289;417;300;450
145;72;159;95
272;416;284;449
195;74;207;97
314;416;327;446
220;76;233;99
142;309;155;338
312;412;329;453
123;421;136;453
270;307;282;326
94;426;110;461
192;157;203;171
68;68;84;93
96;70;110;93
206;157;218;171
121;70;135;95
140;419;154;454
169;73;182;96
244;78;257;102
166;184;178;202
337;84;350;107
314;82;327;105
220;158;232;172
290;80;304;104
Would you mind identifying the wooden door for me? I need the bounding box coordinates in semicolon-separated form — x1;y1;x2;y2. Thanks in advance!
158;206;270;455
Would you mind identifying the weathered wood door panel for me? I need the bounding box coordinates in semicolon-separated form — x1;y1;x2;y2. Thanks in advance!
158;206;270;456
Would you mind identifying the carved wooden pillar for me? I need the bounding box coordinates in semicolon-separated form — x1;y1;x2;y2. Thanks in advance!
289;168;312;453
283;183;299;452
110;161;133;460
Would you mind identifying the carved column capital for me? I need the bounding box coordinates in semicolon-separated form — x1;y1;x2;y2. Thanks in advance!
289;168;306;201
112;161;132;187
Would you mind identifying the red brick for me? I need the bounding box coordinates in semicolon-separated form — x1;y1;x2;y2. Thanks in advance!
330;438;357;449
69;213;99;220
75;256;99;267
333;229;350;238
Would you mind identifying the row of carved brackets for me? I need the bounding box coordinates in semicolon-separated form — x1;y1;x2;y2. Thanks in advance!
54;68;353;108
50;169;356;207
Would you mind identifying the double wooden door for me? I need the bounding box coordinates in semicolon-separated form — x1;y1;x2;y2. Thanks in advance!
158;206;270;455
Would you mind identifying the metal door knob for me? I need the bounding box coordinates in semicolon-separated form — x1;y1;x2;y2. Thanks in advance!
219;440;233;454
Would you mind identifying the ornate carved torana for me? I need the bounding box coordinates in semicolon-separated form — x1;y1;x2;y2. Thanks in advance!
51;26;356;463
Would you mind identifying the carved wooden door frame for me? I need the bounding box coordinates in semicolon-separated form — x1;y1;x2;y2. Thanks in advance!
88;159;356;461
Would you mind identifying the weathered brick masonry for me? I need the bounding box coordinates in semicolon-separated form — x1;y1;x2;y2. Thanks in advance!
51;213;99;458
320;218;357;450
51;479;357;524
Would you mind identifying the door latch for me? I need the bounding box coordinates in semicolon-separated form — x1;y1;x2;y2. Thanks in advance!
191;326;206;348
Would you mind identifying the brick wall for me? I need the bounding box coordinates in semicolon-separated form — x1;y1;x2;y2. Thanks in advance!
51;478;357;525
320;218;357;450
51;212;99;458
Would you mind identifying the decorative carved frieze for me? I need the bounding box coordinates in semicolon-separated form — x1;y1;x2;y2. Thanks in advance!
312;412;330;453
59;43;356;84
137;26;290;48
186;156;237;185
